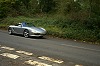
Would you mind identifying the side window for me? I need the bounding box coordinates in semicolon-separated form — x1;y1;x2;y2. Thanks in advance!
18;24;22;27
15;24;22;27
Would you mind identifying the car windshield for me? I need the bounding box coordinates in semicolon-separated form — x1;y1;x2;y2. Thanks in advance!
22;22;35;27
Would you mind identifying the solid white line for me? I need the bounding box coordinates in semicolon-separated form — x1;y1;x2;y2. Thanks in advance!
25;38;37;40
61;44;100;52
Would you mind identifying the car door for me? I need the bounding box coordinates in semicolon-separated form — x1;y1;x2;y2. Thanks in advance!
13;24;22;34
16;25;22;34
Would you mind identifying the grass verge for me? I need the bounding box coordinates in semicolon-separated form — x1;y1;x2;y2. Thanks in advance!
0;16;100;44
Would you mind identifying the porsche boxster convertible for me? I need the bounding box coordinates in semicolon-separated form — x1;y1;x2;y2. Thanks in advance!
8;22;46;38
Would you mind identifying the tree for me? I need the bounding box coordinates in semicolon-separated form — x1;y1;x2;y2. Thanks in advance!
37;0;55;13
0;0;12;18
20;0;31;9
90;0;100;16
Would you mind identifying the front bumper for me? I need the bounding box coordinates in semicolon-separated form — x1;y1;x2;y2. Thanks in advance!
30;32;46;37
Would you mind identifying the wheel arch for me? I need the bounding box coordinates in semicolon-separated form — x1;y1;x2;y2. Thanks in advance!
23;29;29;32
8;27;12;31
23;29;30;36
8;27;13;35
8;27;11;30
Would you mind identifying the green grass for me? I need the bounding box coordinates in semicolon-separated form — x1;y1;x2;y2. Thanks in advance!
0;16;100;44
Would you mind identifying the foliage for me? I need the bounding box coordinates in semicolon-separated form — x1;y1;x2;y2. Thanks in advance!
37;0;56;13
0;0;56;18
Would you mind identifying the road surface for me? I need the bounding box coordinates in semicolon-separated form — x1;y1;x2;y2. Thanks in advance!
0;30;100;66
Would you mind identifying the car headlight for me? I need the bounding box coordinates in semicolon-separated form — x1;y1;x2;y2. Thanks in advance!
40;27;46;31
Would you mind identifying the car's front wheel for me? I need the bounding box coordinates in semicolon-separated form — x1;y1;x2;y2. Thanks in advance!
23;30;29;38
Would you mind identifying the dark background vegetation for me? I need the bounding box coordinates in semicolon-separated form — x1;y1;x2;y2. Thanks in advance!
0;0;100;44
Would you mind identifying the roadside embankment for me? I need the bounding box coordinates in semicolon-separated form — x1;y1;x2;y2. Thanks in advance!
0;16;100;44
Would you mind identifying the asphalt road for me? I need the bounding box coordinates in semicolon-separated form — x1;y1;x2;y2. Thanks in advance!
0;30;100;66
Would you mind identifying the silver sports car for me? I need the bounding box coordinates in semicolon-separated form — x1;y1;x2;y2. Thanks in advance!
8;22;46;38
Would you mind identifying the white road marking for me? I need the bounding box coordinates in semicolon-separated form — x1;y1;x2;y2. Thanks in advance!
38;56;64;64
0;53;20;59
25;60;52;66
12;35;37;40
16;50;33;56
0;45;64;65
75;65;83;66
61;44;100;52
29;39;37;41
25;38;37;40
1;46;15;50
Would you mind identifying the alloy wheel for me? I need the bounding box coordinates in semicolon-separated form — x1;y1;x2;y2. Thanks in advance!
23;30;29;38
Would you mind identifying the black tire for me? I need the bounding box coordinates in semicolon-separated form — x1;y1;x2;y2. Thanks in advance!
8;28;12;35
23;30;29;38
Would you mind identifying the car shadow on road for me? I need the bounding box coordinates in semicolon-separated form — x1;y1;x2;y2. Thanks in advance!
11;34;46;39
29;36;46;39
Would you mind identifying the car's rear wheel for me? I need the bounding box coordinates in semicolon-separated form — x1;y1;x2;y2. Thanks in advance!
23;30;29;38
8;28;12;35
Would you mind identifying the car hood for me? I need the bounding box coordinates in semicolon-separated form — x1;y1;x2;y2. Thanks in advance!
28;27;46;32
